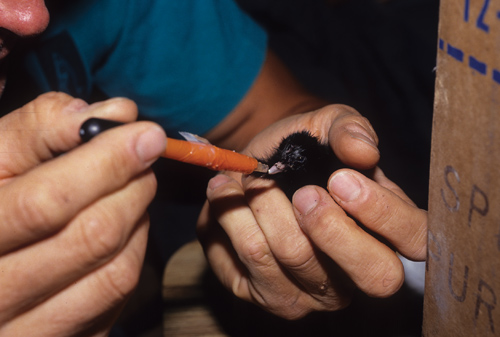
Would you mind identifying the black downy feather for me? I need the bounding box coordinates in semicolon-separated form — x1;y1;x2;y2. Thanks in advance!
254;131;343;200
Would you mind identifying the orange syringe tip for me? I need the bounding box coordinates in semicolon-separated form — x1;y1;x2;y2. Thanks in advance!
163;138;262;174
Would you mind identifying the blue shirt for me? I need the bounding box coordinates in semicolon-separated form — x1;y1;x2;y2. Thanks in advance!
24;0;267;135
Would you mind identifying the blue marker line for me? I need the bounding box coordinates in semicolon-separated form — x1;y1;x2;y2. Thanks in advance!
440;37;499;86
447;44;464;62
469;56;487;75
493;70;500;84
464;0;470;21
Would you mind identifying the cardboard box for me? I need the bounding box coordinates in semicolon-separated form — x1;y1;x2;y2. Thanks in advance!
422;0;500;335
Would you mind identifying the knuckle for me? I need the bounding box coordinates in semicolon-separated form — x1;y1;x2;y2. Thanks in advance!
361;258;404;297
34;91;67;104
97;254;142;301
79;209;125;262
268;295;311;321
322;294;352;311
37;91;73;102
240;239;274;269
39;91;68;99
105;97;138;113
249;286;308;320
78;174;155;263
12;181;69;237
303;291;353;316
306;210;352;247
273;238;314;271
319;103;359;122
33;92;76;112
14;191;51;232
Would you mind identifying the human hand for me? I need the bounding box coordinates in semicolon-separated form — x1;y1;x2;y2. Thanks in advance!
0;92;166;336
197;104;427;319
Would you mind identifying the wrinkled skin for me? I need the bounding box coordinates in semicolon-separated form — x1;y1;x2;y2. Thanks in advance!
198;104;427;320
0;92;166;336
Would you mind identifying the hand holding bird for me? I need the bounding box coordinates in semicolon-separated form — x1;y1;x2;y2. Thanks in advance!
197;104;427;319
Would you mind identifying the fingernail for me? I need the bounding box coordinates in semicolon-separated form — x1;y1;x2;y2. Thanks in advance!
293;186;320;215
329;172;361;202
345;124;378;151
136;126;167;164
208;174;232;190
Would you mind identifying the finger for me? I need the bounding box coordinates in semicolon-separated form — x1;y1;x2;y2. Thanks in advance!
203;175;276;295
277;104;379;169
371;166;417;205
0;214;149;336
240;104;379;171
325;105;380;169
203;174;322;319
0;92;139;180
0;121;166;254
242;174;351;308
197;199;252;299
327;169;428;260
293;185;405;297
0;170;156;322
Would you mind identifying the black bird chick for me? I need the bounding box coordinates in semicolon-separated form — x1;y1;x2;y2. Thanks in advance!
255;131;343;200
